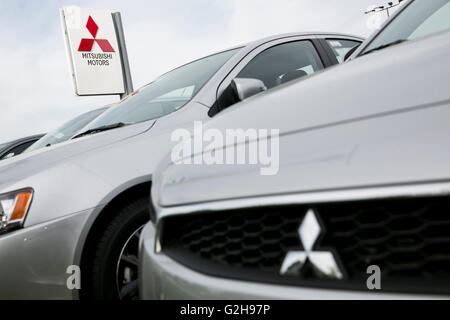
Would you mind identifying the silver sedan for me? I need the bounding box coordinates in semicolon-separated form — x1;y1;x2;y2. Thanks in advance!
142;0;450;299
0;32;360;299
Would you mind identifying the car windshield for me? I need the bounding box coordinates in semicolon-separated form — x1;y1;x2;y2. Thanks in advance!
84;48;240;130
26;107;107;152
361;0;450;55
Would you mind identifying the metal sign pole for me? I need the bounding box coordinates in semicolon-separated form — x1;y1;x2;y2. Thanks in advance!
112;12;133;99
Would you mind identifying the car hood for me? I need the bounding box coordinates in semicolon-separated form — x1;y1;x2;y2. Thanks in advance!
0;120;155;192
153;31;450;208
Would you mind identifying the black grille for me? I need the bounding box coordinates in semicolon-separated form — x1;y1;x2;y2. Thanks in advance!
161;197;450;294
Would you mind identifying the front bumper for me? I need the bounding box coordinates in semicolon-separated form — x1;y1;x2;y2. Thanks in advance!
139;222;444;300
0;209;92;300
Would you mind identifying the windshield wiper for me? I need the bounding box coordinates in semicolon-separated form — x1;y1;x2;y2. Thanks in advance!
72;122;126;139
361;39;407;56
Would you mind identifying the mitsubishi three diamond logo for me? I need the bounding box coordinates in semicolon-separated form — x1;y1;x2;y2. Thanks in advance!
280;209;344;279
78;16;115;52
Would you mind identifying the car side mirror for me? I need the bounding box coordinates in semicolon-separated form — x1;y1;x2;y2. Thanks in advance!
209;77;267;117
231;78;267;101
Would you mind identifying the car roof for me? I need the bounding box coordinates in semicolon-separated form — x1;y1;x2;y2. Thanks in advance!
246;31;363;46
208;32;364;57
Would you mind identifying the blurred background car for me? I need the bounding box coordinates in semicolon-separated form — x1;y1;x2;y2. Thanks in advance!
25;106;110;153
0;32;361;300
0;134;45;161
142;0;450;299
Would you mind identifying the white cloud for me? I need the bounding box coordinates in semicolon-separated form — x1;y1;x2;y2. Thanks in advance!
0;0;382;144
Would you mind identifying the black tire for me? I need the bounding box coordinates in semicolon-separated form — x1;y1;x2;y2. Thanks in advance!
88;197;150;300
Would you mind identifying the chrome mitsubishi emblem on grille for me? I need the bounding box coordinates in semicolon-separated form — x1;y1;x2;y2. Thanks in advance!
280;209;344;279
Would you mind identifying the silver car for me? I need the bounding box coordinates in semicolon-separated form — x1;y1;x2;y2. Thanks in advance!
0;32;361;299
142;0;450;299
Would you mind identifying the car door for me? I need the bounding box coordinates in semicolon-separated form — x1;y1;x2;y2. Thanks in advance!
211;35;360;117
216;36;331;101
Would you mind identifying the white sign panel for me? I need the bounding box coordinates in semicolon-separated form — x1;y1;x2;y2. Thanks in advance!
61;6;125;95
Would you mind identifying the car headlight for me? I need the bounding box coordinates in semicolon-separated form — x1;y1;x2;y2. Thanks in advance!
0;189;33;234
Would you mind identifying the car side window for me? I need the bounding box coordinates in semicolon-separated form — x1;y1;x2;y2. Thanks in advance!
326;39;361;63
0;141;35;160
237;40;324;90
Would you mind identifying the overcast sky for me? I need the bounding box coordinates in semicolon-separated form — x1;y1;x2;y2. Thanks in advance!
0;0;391;144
